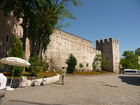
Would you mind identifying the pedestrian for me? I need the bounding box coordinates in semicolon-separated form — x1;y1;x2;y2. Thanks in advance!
61;67;66;85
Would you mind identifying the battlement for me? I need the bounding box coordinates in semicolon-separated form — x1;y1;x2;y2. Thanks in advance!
92;48;101;54
96;38;119;45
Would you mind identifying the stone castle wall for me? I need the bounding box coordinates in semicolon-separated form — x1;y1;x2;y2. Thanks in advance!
43;30;101;71
96;38;120;73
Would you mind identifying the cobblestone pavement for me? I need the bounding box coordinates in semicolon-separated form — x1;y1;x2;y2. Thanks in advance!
1;74;140;105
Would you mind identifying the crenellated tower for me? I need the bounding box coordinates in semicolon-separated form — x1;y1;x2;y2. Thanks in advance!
96;38;120;73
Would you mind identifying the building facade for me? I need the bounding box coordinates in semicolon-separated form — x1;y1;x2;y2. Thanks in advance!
0;11;120;73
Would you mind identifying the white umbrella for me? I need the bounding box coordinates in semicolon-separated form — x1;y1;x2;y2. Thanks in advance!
0;57;30;88
0;57;30;67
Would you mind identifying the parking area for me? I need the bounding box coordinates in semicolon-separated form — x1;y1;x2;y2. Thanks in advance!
2;74;140;105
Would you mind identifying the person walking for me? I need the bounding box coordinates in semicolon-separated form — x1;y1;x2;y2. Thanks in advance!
61;67;66;85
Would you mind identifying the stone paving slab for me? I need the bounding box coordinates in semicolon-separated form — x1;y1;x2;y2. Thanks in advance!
1;74;140;105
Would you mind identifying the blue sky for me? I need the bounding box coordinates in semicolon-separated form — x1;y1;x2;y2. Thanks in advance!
61;0;140;55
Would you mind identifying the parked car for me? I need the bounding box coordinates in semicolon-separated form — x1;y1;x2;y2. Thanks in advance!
124;69;140;74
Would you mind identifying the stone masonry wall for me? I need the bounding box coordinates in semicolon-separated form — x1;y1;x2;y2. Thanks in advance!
112;40;120;73
96;38;120;73
43;30;101;71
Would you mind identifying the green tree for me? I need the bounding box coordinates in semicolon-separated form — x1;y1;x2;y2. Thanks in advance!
121;51;140;70
66;54;77;73
8;36;24;76
135;48;140;56
28;55;43;76
2;0;81;56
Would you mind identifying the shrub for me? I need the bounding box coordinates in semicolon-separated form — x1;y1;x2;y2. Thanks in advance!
9;66;23;76
42;60;49;71
92;55;101;71
66;54;77;74
29;55;43;76
92;55;109;71
79;63;83;68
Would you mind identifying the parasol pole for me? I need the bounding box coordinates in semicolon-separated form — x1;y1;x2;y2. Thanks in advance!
10;65;15;87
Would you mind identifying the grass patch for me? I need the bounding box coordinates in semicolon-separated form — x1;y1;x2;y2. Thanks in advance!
5;71;59;79
69;71;112;75
4;70;112;79
37;71;57;78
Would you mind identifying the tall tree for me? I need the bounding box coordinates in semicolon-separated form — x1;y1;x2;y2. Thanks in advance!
1;0;81;56
121;51;140;70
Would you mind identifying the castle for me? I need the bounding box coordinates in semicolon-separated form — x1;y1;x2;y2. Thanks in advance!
0;10;120;73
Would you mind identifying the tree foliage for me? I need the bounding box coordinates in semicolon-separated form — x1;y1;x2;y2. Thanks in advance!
8;36;24;76
8;36;24;58
0;62;4;70
92;55;101;71
28;55;49;76
101;55;109;69
42;60;49;72
66;54;77;73
121;50;140;70
135;48;140;56
28;55;43;76
92;55;109;71
1;0;81;56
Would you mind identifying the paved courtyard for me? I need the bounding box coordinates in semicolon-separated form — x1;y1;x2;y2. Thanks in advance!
1;74;140;105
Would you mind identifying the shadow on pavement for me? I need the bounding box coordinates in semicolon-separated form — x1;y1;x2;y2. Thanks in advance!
118;75;140;86
6;100;66;105
53;82;62;85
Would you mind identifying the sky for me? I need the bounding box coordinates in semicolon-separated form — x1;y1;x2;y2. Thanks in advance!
61;0;140;56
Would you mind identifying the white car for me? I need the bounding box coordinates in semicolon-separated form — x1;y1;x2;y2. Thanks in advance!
124;69;140;74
